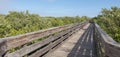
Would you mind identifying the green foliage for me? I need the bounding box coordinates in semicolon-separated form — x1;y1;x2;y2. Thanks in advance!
94;6;120;42
0;11;88;38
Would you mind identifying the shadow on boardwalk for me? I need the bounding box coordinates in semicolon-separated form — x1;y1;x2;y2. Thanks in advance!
67;24;97;57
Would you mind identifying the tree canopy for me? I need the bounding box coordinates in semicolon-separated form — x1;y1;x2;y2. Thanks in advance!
93;6;120;42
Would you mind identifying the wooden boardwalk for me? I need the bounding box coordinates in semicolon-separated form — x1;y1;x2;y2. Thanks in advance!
1;22;120;57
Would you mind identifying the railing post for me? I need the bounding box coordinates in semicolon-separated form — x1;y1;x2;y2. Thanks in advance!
0;39;7;57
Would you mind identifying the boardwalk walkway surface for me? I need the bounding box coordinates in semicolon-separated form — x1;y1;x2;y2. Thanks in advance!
44;23;96;57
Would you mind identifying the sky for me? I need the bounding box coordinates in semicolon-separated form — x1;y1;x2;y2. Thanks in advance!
0;0;120;17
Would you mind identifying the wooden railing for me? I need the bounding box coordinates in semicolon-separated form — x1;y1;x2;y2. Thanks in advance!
0;22;88;57
94;23;120;57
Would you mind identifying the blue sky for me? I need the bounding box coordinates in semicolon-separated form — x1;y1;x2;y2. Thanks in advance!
0;0;120;17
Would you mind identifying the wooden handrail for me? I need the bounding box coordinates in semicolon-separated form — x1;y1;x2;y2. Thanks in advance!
94;23;120;57
0;22;88;57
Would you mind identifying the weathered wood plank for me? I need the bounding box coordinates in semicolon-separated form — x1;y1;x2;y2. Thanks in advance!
3;25;72;50
29;30;72;57
0;24;73;57
5;29;69;57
